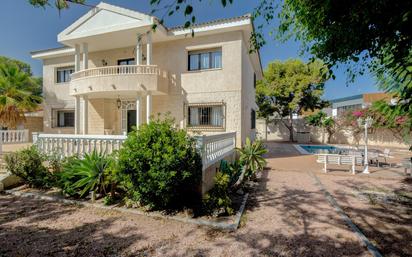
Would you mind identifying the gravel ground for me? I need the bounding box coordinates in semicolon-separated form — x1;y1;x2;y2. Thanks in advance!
0;168;369;257
317;174;412;257
3;141;407;257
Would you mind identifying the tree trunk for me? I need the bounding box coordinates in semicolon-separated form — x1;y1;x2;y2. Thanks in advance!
326;127;333;143
281;117;294;142
232;164;248;190
265;118;268;141
110;183;116;198
327;132;332;143
288;113;294;142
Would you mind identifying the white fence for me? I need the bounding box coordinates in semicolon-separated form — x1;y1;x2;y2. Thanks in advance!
33;132;237;170
33;133;127;157
195;132;237;170
1;130;29;144
0;129;29;154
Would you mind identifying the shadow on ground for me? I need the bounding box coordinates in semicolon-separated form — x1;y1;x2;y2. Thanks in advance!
320;177;412;257
0;195;145;257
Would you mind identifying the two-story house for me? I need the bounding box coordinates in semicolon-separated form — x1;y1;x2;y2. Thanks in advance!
31;2;262;146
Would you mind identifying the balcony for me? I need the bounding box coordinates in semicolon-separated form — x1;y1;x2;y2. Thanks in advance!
69;65;169;97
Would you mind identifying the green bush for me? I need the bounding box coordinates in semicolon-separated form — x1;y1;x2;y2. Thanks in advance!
219;159;242;185
202;172;233;215
56;151;112;198
118;116;202;210
237;138;267;179
5;146;54;188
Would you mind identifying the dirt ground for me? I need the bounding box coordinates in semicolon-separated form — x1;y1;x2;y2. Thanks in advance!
0;142;410;257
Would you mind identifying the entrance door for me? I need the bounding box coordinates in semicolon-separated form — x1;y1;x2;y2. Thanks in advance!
127;110;136;133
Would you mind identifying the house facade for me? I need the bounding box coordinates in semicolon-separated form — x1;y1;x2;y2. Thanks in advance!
31;2;262;146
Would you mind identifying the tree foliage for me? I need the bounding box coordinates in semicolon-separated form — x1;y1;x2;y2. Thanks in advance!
305;111;337;143
0;62;42;128
340;102;411;149
29;0;85;9
0;56;33;76
256;59;329;141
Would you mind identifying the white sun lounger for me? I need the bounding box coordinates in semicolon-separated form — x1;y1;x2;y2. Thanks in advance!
317;154;363;174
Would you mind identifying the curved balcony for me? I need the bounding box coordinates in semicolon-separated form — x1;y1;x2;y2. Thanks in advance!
69;65;168;97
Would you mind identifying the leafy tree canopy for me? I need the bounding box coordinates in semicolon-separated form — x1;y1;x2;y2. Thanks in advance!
256;59;329;141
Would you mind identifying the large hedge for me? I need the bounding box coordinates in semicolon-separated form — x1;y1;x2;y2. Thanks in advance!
118;116;202;210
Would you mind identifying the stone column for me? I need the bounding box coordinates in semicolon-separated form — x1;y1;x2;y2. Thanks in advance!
146;32;152;65
136;34;142;65
146;93;152;123
75;96;81;134
136;96;141;129
82;96;88;135
82;42;88;70
74;44;81;72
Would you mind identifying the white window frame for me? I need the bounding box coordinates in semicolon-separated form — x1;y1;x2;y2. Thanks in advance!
52;109;75;128
188;48;222;71
55;66;75;84
186;102;226;131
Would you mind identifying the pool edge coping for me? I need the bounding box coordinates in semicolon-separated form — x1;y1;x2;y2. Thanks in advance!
293;144;311;155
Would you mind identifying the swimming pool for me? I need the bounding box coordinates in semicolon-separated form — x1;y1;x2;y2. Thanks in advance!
295;144;348;155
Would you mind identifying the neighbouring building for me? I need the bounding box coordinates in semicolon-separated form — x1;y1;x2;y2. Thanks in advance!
325;92;392;117
31;2;262;146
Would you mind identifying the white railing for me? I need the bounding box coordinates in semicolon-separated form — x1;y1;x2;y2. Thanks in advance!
71;65;159;80
196;132;237;170
0;129;29;144
32;132;236;169
0;129;29;154
33;133;127;157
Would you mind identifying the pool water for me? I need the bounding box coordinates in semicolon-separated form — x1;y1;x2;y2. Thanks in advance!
298;145;348;154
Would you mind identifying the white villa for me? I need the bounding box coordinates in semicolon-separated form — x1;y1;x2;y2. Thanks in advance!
31;2;262;146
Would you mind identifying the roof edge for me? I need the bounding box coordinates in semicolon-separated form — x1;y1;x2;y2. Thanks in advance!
169;13;252;31
31;46;74;59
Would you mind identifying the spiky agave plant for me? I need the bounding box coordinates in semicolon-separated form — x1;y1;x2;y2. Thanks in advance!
60;150;112;198
233;138;268;188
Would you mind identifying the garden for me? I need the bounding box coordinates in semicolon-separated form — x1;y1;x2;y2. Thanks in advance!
4;116;267;224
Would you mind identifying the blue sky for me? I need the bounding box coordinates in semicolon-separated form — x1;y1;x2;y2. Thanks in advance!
0;0;380;99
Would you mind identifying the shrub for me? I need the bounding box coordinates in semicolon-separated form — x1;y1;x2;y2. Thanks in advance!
219;159;242;186
238;138;267;178
4;146;54;188
233;138;268;188
202;172;233;215
118;116;202;210
57;151;112;198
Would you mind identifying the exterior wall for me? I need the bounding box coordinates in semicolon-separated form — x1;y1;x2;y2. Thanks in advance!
256;118;409;148
20;117;43;142
363;92;391;103
152;31;245;146
42;56;76;134
88;99;105;134
41;31;258;146
240;40;257;144
202;152;236;195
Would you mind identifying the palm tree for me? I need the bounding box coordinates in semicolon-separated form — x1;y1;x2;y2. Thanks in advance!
0;63;42;128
